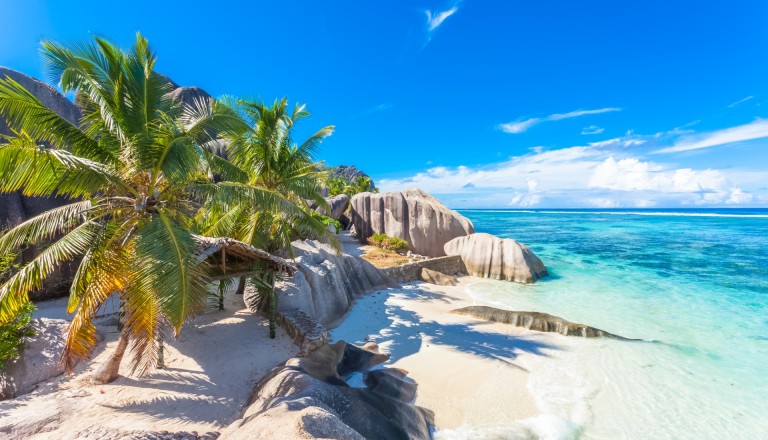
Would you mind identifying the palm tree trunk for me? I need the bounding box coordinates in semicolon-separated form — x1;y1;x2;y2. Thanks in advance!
93;327;130;384
268;271;277;339
235;276;246;295
218;279;225;311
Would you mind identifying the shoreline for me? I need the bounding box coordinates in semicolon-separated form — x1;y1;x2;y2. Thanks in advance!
331;277;556;433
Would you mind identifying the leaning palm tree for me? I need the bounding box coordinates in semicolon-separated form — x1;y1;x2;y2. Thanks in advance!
0;34;281;382
202;98;339;337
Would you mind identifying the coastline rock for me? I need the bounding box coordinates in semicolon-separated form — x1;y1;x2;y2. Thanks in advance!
244;240;392;327
419;267;458;286
169;86;213;108
219;341;434;440
315;194;350;221
444;233;547;284
451;306;632;339
350;188;474;257
0;318;68;400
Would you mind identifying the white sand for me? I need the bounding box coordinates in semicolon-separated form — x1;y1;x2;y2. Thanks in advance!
0;290;297;438
332;277;552;431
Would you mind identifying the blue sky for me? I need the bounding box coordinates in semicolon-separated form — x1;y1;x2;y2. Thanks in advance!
2;0;767;208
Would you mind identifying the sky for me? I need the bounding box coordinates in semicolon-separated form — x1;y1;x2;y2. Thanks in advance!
1;0;768;208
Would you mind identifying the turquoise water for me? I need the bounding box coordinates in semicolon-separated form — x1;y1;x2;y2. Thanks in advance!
457;209;768;439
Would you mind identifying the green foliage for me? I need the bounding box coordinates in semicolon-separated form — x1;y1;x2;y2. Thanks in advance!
327;175;377;197
0;300;36;367
310;211;342;232
367;233;408;252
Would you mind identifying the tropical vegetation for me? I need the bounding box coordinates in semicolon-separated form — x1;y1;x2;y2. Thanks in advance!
326;175;376;198
0;34;338;381
367;233;409;253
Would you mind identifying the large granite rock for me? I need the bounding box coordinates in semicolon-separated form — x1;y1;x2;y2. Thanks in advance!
244;240;392;327
315;194;350;221
351;189;474;257
0;318;68;400
219;341;434;440
444;233;547;284
452;306;633;339
0;67;83;299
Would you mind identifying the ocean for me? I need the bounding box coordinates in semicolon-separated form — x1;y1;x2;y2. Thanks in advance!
454;209;768;439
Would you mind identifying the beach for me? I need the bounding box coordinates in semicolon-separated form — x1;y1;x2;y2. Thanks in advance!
331;278;550;434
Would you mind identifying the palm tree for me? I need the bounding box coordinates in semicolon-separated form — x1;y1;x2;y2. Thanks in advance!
202;98;339;337
0;34;282;382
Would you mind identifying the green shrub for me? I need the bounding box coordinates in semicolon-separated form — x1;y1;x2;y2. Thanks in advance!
382;237;409;252
367;233;408;253
368;232;388;247
0;300;36;367
311;211;342;232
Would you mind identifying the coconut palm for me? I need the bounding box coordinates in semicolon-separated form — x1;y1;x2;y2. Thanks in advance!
202;98;339;337
0;34;286;382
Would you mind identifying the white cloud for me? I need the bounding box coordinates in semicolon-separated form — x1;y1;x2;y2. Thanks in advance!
426;6;458;32
499;107;621;134
656;119;768;153
377;143;764;208
727;96;754;108
582;125;605;135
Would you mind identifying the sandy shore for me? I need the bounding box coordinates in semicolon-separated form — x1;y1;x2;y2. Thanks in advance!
332;277;558;433
0;290;297;439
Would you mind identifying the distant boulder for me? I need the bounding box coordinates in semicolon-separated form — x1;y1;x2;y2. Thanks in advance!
350;189;474;257
315;194;350;221
451;306;632;339
444;233;547;284
169;86;213;108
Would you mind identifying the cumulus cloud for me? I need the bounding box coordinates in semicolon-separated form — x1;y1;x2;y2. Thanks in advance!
499;107;621;134
656;119;768;153
378;143;763;208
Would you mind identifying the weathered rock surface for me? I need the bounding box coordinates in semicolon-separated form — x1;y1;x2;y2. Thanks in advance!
351;188;474;257
419;267;458;286
1;318;68;400
315;194;350;221
444;233;547;284
452;306;632;339
169;86;213;108
219;341;434;440
47;427;220;440
244;240;392;327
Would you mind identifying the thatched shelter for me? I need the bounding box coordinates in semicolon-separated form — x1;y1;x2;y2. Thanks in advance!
193;236;297;280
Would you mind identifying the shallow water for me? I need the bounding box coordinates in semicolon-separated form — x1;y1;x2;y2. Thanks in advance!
455;209;768;440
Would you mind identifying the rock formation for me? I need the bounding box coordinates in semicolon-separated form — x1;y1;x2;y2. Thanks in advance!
219;341;434;440
0;67;83;299
419;267;458;286
244;240;392;327
314;194;350;221
350;189;474;257
326;165;376;190
452;306;632;339
0;319;68;400
444;233;547;284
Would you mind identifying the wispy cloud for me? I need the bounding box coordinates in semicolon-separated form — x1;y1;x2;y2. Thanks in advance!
350;103;394;118
727;96;754;108
581;125;605;135
655;119;768;153
499;107;621;134
426;6;458;31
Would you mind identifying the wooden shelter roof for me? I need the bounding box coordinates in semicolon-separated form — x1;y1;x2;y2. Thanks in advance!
193;235;297;279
